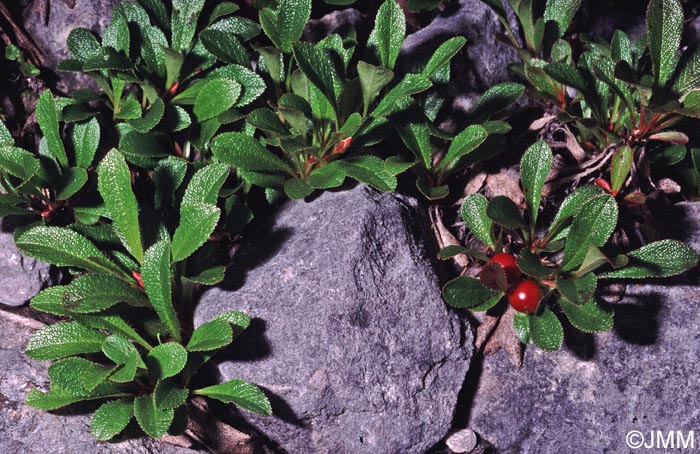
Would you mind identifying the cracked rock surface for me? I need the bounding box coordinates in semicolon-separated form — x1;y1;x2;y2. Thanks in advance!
466;202;700;453
195;185;472;454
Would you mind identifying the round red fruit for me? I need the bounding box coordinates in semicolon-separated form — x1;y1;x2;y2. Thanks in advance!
508;280;542;314
489;253;521;284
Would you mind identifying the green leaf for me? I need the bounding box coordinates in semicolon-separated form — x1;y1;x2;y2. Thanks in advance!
184;265;226;285
470;82;525;122
370;0;406;69
182;163;229;206
82;48;132;72
561;195;618;271
67;28;101;62
171;0;205;52
56;167;88;200
395;122;431;169
146;343;187;380
98;149;143;262
15;226;122;275
36;90;68;168
647;0;683;87
70;117;100;168
153;157;188;210
284;178;314;199
0;121;13;146
102;335;141;383
528;307;563;351
517;248;556;278
543;0;582;38
163;48;184;90
674;47;700;94
442;276;503;309
276;0;311;53
556;272;597;304
134;394;175;437
194;79;242;121
91;399;134;440
357;61;394;114
600;240;698;279
187;319;233;352
195;379;272;415
461;194;495;249
437;245;468;260
31;273;148;314
205;64;267;107
212;132;293;173
292;42;342;109
439;125;489;172
73;313;152;350
610;145;633;194
0;145;40;184
372;74;432;117
171;203;220;262
26;357;123;410
486;196;525;229
513;312;531;344
576;244;612;275
611;30;632;63
520;141;552;227
247;108;289;134
559;297;613;333
154;380;189;409
549;185;605;234
422;36;466;79
26;322;107;360
128;98;165;133
142;240;181;341
200;29;249;65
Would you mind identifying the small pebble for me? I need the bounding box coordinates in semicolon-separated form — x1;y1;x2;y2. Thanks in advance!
446;428;478;453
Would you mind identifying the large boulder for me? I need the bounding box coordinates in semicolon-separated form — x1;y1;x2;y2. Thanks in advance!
194;185;472;454
0;218;51;307
465;202;700;453
0;313;199;454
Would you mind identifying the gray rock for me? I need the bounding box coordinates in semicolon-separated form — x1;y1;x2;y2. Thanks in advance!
0;314;198;454
0;218;51;307
23;0;120;93
194;186;472;454
401;0;520;110
465;202;700;453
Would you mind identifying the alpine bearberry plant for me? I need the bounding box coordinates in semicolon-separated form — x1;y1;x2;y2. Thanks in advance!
440;141;699;351
5;126;271;439
485;0;700;198
215;0;421;200
0;0;698;446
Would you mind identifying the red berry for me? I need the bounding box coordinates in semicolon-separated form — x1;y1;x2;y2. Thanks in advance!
508;280;542;314
489;253;521;285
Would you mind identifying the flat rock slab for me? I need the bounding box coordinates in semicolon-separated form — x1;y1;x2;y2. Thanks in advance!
0;314;198;454
195;186;472;454
466;202;700;453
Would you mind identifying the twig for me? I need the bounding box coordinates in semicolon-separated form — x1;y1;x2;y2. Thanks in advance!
0;1;45;66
